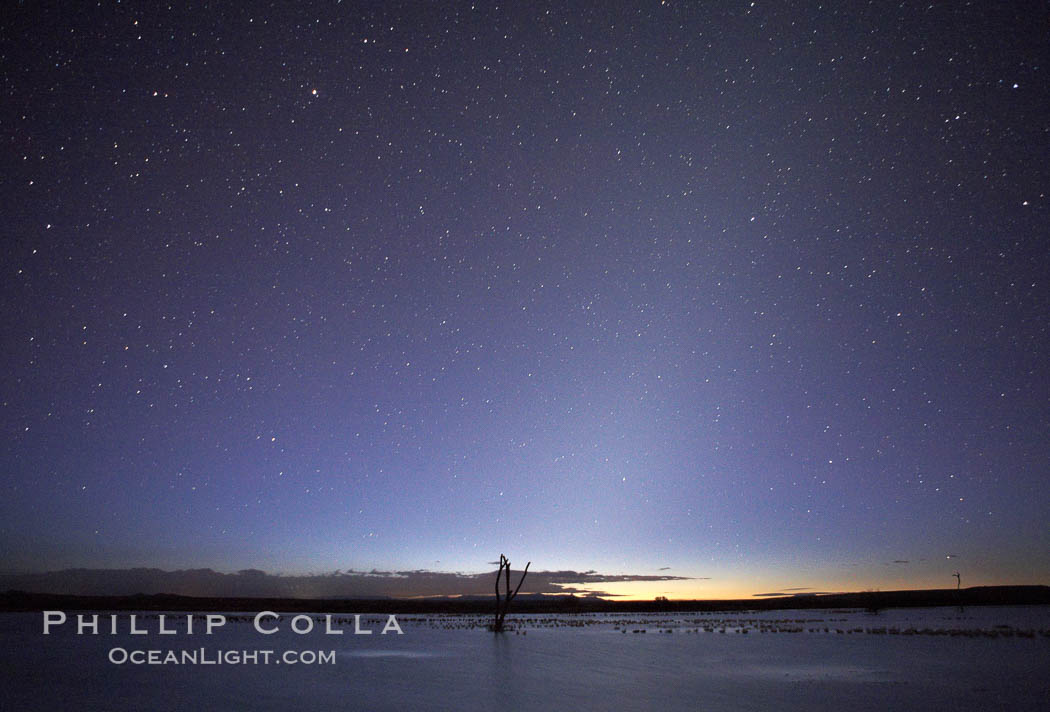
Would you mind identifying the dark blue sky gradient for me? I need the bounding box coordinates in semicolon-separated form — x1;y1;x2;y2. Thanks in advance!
2;1;1047;598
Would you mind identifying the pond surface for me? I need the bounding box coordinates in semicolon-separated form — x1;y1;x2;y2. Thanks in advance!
2;607;1048;710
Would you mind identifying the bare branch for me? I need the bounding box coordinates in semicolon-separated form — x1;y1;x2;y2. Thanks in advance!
507;561;530;603
494;556;505;602
504;561;511;607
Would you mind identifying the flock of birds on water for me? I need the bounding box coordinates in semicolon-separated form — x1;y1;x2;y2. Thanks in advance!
186;611;1050;639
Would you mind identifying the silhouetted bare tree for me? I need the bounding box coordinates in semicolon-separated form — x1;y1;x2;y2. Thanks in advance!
490;554;530;632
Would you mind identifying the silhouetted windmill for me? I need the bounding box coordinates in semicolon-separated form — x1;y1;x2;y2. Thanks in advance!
953;571;961;590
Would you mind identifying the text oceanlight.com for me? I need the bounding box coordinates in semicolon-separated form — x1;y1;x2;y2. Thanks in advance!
107;648;335;665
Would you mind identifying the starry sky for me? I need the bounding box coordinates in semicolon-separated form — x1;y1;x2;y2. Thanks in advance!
2;1;1048;600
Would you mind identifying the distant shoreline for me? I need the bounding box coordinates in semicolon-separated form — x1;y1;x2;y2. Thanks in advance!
2;585;1047;615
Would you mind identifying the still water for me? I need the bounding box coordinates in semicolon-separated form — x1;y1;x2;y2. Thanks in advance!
2;608;1048;710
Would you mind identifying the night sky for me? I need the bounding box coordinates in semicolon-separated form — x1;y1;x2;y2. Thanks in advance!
2;1;1048;599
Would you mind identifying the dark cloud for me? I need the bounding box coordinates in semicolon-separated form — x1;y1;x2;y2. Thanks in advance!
752;587;839;598
0;567;695;599
751;587;812;597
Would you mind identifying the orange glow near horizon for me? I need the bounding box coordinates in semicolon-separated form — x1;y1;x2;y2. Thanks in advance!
556;578;765;601
550;569;1024;601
